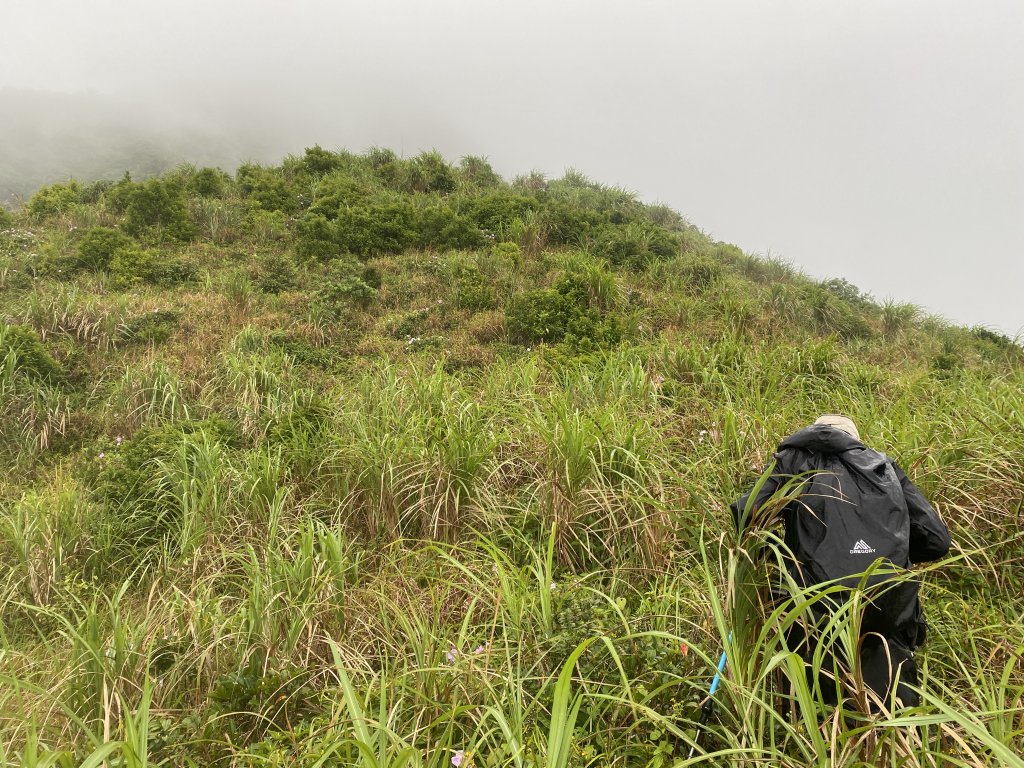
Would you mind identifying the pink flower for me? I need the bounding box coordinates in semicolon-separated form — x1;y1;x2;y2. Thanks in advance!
446;648;458;663
474;645;485;654
451;750;465;767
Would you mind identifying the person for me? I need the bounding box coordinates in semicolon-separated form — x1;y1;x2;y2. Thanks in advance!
731;414;951;710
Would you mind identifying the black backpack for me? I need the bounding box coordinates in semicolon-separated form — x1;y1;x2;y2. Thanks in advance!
783;452;924;645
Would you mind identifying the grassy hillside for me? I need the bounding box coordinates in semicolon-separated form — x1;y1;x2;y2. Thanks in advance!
0;147;1021;767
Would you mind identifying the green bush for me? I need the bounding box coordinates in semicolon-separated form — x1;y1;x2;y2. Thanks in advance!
27;181;82;220
0;207;14;229
300;196;483;259
596;222;679;269
416;203;485;251
122;310;180;345
403;150;458;194
245;208;288;243
970;326;1011;346
295;213;340;261
0;324;64;384
541;200;607;246
252;252;299;294
457;155;504;189
123;178;194;240
464;192;539;232
108;247;198;288
91;418;239;545
312;259;378;313
99;172;135;214
306;174;370;219
505;275;622;348
334;200;418;257
78;178;115;205
821;277;871;306
188;167;231;198
448;257;496;311
299;144;344;176
76;226;136;271
236;163;297;213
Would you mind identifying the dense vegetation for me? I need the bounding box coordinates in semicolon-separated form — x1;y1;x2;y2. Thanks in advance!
0;147;1021;767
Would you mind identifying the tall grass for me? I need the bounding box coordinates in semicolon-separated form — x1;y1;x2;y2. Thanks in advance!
2;149;1022;766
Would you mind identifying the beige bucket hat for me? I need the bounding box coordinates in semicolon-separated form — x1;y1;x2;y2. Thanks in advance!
814;414;860;441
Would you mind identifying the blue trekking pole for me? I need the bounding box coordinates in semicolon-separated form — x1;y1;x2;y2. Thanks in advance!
688;635;730;759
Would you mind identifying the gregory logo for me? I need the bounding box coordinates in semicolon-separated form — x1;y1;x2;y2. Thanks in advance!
850;539;876;554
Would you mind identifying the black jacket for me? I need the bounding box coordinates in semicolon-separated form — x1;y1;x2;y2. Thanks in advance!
731;424;951;645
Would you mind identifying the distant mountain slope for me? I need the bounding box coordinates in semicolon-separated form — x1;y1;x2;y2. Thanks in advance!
0;88;270;203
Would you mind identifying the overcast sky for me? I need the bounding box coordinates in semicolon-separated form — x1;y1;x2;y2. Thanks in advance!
3;0;1022;335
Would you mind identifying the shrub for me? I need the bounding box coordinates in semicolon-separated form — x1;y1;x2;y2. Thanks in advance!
295;213;341;261
300;196;484;259
415;203;485;251
237;163;297;213
76;227;135;271
90;418;239;549
821;277;871;306
448;258;496;311
123;178;194;240
188;167;231;198
0;207;14;229
541;200;607;246
932;338;963;378
246;208;288;243
971;325;1015;349
487;241;522;268
312;259;378;313
306;174;370;219
506;289;570;344
299;144;344;176
596;222;679;269
334;200;417;257
0;324;64;384
121;310;180;345
403;150;457;194
27;181;82;220
365;146;401;186
108;247;197;288
457;155;503;189
505;275;622;348
252;252;299;294
74;179;112;205
464;192;539;232
100;172;135;214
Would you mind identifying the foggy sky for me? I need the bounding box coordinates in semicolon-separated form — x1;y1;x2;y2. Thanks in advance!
3;0;1022;336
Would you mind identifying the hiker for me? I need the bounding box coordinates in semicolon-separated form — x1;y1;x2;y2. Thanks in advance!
731;414;951;710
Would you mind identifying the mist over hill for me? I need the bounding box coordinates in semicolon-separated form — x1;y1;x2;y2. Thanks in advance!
0;88;277;203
